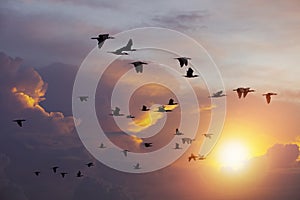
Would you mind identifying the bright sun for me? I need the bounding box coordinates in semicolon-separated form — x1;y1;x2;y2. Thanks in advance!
218;140;250;171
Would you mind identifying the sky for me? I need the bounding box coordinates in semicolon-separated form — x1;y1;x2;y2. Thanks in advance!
1;0;300;199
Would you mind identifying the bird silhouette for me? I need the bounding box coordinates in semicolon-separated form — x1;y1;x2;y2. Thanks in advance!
126;115;135;119
86;162;94;167
130;61;148;73
122;150;129;157
108;39;136;55
34;171;40;176
243;87;255;98
60;172;68;178
141;105;150;111
185;67;198;78
144;143;153;147
13;119;26;127
98;143;106;149
263;92;277;104
174;128;184;135
174;143;182;149
91;34;114;48
233;88;244;99
111;107;124;116
52;166;59;173
209;90;226;98
76;171;83;177
175;57;191;67
134;163;141;169
78;96;89;102
188;153;198;162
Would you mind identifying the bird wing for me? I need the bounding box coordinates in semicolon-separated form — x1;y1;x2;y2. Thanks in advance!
184;58;188;66
178;58;184;67
237;90;242;98
266;95;271;104
135;64;143;73
243;90;249;98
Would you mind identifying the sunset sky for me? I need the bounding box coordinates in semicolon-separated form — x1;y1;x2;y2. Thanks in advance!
1;0;300;199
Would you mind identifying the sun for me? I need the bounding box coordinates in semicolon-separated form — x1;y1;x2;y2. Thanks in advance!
217;140;250;171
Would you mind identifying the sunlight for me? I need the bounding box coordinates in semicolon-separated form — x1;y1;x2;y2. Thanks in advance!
217;140;250;171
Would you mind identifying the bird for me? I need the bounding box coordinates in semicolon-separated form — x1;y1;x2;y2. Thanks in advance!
134;163;141;169
233;88;245;99
185;67;198;78
98;143;106;149
144;143;153;147
13;119;26;127
174;57;191;67
167;98;178;105
209;90;226;98
126;115;135;119
203;134;213;139
86;162;94;167
91;34;114;48
174;128;183;135
141;105;150;111
243;87;255;98
52;166;59;173
108;48;129;55
130;61;148;73
60;172;68;178
76;171;83;177
111;107;124;116
34;171;40;176
174;143;182;150
188;153;198;162
108;39;136;55
122;149;129;157
78;96;89;102
263;92;277;104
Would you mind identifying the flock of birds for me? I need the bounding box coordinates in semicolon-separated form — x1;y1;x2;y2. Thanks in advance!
11;33;279;175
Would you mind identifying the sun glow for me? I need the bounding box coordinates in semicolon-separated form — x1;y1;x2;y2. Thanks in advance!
218;140;250;171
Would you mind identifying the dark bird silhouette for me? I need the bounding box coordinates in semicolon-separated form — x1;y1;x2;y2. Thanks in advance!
60;172;68;178
263;92;277;104
86;162;94;167
243;87;255;98
13;119;26;127
141;105;150;111
78;96;89;102
175;57;191;67
34;171;40;176
111;107;124;116
209;90;226;98
126;115;135;119
91;34;114;48
188;153;198;162
99;143;106;149
52;166;59;173
108;39;135;55
76;171;83;177
130;61;148;73
174;143;182;149
134;163;141;169
122;149;129;157
168;98;178;105
185;67;198;78
233;88;244;99
174;128;183;135
144;143;153;147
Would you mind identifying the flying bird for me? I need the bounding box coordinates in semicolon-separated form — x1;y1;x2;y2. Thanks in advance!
111;107;124;116
126;115;135;119
188;153;198;162
174;128;183;135
134;163;141;169
122;149;129;157
243;87;255;98
52;166;59;173
76;171;83;177
99;143;106;149
60;172;68;178
108;39;136;55
185;67;198;78
34;171;41;176
144;143;153;147
174;57;191;67
209;90;226;98
130;61;148;73
141;105;150;111
233;88;244;99
174;143;182;150
86;162;94;167
167;98;178;105
263;92;277;104
203;134;213;139
91;34;114;48
78;96;89;102
13;119;26;127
